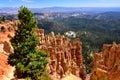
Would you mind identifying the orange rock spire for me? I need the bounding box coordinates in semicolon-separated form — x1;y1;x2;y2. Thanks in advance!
90;42;120;80
35;29;86;80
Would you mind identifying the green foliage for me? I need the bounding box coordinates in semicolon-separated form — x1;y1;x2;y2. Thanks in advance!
38;20;70;34
8;6;48;80
0;16;5;23
39;72;52;80
1;16;5;22
83;46;99;73
0;18;1;23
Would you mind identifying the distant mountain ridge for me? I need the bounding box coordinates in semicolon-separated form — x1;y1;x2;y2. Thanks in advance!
39;7;120;12
0;7;19;14
0;7;120;13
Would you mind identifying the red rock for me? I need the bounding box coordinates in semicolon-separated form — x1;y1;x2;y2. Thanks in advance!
0;21;17;42
90;68;108;80
0;21;16;80
0;52;15;80
35;29;86;80
91;42;120;80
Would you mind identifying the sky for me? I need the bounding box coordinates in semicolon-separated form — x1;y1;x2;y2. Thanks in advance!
0;0;120;8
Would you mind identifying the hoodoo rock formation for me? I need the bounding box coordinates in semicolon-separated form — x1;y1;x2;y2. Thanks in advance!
0;21;16;80
90;42;120;80
35;29;86;80
4;21;120;80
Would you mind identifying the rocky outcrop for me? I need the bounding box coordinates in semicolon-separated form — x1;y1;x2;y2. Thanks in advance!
0;21;17;42
0;53;15;80
0;42;15;80
90;42;120;80
35;29;86;80
0;21;16;80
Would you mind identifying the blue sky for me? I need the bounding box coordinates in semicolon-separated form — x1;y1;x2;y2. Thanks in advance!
0;0;120;8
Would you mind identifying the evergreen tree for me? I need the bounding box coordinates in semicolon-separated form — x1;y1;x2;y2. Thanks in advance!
8;6;48;80
0;16;5;23
0;17;2;23
1;16;5;22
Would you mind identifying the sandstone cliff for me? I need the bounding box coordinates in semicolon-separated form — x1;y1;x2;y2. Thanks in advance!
0;41;15;80
0;21;16;80
90;42;120;80
35;29;86;80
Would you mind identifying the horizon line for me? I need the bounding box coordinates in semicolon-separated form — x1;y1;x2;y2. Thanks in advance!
0;6;120;8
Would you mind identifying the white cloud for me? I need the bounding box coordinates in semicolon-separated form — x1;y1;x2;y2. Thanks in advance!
21;0;33;2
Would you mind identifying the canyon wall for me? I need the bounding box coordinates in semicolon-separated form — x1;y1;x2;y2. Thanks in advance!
90;42;120;80
0;41;15;80
2;21;120;80
35;29;86;80
0;21;17;80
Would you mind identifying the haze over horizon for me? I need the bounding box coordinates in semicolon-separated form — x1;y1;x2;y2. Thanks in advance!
0;0;120;8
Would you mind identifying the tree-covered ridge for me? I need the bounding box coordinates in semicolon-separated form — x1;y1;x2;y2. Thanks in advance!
8;6;48;80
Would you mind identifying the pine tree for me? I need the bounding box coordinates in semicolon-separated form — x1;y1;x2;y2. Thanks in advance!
8;6;48;80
